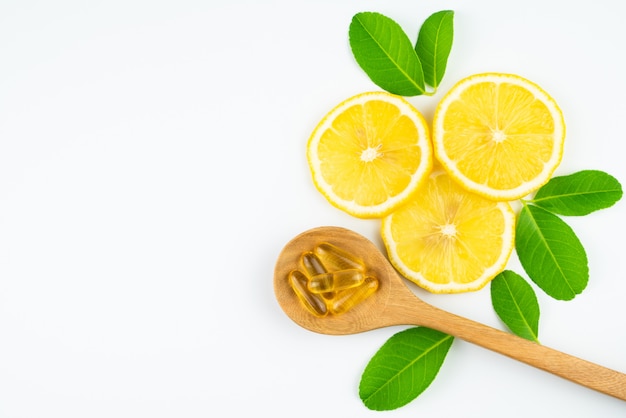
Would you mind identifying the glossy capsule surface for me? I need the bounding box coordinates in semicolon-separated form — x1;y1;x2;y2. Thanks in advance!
329;276;379;315
288;269;328;317
314;242;365;272
300;252;327;277
289;243;378;317
301;251;335;299
307;269;364;293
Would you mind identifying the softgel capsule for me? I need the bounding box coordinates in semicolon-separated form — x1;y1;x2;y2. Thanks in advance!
288;242;378;317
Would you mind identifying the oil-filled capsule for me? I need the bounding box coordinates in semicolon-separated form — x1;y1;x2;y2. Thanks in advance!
313;242;365;272
300;251;327;277
288;269;328;317
328;276;378;315
307;269;365;293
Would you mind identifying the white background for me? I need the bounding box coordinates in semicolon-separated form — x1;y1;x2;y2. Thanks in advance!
1;0;625;417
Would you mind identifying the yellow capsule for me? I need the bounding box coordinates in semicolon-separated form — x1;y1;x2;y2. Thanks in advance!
300;252;327;277
314;242;365;272
329;276;379;315
288;270;328;317
301;252;337;299
308;269;365;293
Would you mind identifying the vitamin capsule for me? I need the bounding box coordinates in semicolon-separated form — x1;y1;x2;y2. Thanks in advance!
288;270;328;317
328;276;379;315
308;269;365;294
300;252;327;277
314;242;365;272
300;252;337;299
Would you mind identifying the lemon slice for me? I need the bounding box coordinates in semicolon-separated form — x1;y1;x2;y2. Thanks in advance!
381;170;515;293
307;92;432;218
433;73;565;201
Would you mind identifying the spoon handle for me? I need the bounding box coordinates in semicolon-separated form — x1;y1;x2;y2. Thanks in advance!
413;300;626;401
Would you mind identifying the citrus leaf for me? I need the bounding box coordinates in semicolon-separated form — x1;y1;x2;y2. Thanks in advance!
516;204;588;301
359;327;453;411
415;10;454;89
530;170;623;216
491;270;540;343
349;12;426;96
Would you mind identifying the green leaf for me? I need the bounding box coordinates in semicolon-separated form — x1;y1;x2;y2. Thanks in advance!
530;170;623;216
491;270;540;343
516;204;588;300
359;327;453;411
349;12;426;96
415;10;454;89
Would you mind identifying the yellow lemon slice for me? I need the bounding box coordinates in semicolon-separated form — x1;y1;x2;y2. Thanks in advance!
307;92;432;218
381;170;515;293
432;73;565;201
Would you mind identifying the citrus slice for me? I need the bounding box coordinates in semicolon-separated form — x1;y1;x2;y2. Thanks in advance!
432;73;565;201
381;170;515;293
307;91;432;218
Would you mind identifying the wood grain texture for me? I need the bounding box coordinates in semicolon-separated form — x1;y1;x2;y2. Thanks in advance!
274;226;626;401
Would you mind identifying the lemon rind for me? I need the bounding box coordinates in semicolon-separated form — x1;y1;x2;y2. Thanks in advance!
432;73;566;201
381;172;516;294
307;91;433;218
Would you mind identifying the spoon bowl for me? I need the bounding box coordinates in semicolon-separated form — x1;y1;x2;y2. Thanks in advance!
274;226;626;401
274;226;406;335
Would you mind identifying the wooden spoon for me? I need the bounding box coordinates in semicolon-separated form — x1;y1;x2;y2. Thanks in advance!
274;226;626;401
